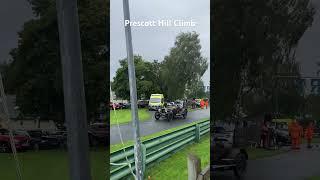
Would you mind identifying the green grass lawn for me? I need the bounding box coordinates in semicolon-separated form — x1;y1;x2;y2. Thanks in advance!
110;118;209;151
145;135;210;179
246;147;289;160
308;176;320;180
110;109;151;126
0;149;106;180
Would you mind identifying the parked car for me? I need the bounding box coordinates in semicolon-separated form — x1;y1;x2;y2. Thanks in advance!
138;100;149;108
88;123;108;146
109;102;121;110
0;128;30;153
118;102;130;109
26;130;62;150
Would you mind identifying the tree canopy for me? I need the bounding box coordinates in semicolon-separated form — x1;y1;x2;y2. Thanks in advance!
4;0;108;122
213;0;315;119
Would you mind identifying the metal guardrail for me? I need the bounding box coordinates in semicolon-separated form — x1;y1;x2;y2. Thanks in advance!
110;119;210;180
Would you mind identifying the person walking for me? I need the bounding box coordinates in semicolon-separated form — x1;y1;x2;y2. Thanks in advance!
200;99;205;109
192;98;196;109
260;120;268;148
205;99;209;109
305;121;315;148
298;122;303;147
289;119;301;150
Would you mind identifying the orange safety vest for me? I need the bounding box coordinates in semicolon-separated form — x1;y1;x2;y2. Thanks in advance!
305;125;314;139
289;123;300;139
200;100;204;106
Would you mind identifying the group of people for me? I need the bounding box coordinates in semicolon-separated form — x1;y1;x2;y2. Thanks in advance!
191;98;209;109
289;120;314;149
260;117;315;150
200;99;209;109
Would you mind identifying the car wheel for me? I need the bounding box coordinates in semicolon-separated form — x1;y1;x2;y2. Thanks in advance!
155;112;161;120
33;144;40;151
0;143;9;153
183;111;187;119
233;153;247;179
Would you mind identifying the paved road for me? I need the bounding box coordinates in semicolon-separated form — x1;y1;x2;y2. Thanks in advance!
214;145;320;180
110;108;210;144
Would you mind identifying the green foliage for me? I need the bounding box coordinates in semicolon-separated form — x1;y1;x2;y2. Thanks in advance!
306;95;320;121
5;0;108;122
185;78;206;99
213;0;315;119
161;32;208;100
111;56;161;100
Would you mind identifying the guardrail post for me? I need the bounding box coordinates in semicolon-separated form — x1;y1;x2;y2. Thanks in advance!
195;123;201;142
187;154;201;180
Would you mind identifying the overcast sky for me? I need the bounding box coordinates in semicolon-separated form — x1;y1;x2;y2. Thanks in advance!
0;0;33;63
296;0;320;77
110;0;211;86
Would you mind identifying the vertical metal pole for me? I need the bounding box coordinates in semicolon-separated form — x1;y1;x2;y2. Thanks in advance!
122;0;144;179
56;1;91;180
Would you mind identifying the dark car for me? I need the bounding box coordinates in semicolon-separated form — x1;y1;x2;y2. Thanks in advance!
138;100;149;108
88;123;108;146
0;129;30;153
26;130;62;150
118;102;130;109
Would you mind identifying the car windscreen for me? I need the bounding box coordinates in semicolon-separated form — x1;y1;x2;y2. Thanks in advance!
150;98;161;103
28;131;42;138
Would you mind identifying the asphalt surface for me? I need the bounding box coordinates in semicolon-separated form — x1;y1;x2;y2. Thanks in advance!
214;145;320;180
110;108;210;144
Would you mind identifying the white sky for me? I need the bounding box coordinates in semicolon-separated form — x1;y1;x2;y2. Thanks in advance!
110;0;210;86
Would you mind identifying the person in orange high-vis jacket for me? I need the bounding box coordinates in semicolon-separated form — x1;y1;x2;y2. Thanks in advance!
200;99;205;109
205;99;209;109
305;121;314;148
289;119;301;150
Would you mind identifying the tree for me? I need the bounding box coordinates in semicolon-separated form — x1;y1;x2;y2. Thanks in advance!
213;0;315;119
111;56;161;100
5;0;108;122
161;32;208;100
185;78;206;99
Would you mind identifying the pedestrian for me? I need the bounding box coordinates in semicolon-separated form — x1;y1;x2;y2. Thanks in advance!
192;98;196;109
260;120;268;148
298;122;303;147
305;121;314;148
289;119;301;150
205;99;209;109
200;99;205;109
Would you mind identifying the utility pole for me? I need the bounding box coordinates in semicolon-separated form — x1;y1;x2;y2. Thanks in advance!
122;0;144;179
56;0;91;180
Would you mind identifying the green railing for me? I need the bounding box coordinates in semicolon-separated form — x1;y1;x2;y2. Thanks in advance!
110;119;210;180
